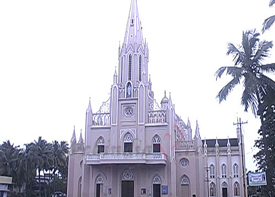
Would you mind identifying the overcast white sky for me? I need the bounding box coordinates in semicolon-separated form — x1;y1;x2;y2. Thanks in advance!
0;0;275;171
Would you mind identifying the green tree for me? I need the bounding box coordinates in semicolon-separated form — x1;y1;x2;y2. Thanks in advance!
51;140;69;193
0;140;19;177
30;137;53;197
262;0;275;33
216;30;275;114
216;29;275;195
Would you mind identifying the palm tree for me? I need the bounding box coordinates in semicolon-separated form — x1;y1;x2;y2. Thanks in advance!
31;137;53;197
216;29;275;115
0;141;19;177
216;29;275;195
51;141;69;193
21;143;38;197
262;0;275;33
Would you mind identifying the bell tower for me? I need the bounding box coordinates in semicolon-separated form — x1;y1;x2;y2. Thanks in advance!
118;0;149;98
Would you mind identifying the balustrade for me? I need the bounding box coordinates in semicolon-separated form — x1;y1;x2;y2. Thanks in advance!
148;110;166;123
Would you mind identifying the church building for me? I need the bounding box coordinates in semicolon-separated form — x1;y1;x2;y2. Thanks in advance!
67;0;247;197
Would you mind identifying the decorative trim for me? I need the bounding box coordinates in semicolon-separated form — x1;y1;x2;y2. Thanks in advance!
181;175;190;185
96;176;104;184
120;128;136;139
153;175;161;184
122;170;134;180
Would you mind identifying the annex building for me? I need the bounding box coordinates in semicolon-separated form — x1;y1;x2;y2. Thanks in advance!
67;0;247;197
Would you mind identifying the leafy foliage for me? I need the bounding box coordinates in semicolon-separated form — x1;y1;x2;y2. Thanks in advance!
262;0;275;32
0;137;69;197
216;30;275;116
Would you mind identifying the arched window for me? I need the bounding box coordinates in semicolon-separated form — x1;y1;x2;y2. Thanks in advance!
97;137;105;153
210;182;216;196
221;164;227;178
124;133;133;152
128;54;132;80
139;55;142;81
233;163;239;178
152;135;161;152
96;175;103;197
153;175;161;197
210;164;215;178
234;182;240;196
153;175;161;184
181;175;190;185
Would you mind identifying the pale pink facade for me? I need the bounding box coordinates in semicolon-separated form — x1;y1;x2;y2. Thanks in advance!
67;0;247;197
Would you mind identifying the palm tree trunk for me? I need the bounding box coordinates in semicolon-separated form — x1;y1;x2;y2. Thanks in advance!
39;169;41;197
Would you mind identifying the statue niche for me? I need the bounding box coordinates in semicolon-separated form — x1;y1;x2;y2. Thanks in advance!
126;82;132;98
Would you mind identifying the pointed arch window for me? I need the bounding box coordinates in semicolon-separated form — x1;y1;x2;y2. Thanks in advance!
96;176;103;197
97;137;105;153
153;175;161;184
181;175;190;185
139;55;142;81
124;133;133;152
128;54;132;80
234;182;240;196
152;135;161;152
210;164;215;178
210;182;216;196
233;163;239;178
221;164;227;178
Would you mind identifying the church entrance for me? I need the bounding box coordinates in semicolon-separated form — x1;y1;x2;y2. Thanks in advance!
121;181;134;197
96;184;103;197
222;188;228;197
181;185;190;197
153;184;161;197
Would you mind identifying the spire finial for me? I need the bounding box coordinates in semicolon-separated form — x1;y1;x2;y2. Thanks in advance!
194;120;201;139
78;129;83;144
86;97;92;113
71;126;76;143
123;0;144;48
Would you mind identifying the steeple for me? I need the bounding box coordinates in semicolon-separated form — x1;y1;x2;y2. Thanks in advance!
118;0;149;87
123;0;144;48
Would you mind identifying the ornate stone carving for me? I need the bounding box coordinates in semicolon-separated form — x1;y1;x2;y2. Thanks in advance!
122;170;134;180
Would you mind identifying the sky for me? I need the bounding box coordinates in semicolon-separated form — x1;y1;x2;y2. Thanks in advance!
0;0;275;171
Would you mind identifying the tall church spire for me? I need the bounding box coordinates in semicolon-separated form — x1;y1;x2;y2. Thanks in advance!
118;0;149;90
123;0;144;48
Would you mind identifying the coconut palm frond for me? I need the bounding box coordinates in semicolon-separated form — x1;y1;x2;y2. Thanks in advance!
249;30;260;57
226;66;244;78
254;41;273;63
215;67;227;80
241;88;258;116
261;63;275;73
227;43;244;65
261;74;275;92
217;77;241;103
270;0;275;7
242;30;253;59
215;66;243;80
262;15;275;33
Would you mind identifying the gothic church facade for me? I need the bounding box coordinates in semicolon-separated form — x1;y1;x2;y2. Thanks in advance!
67;1;247;197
